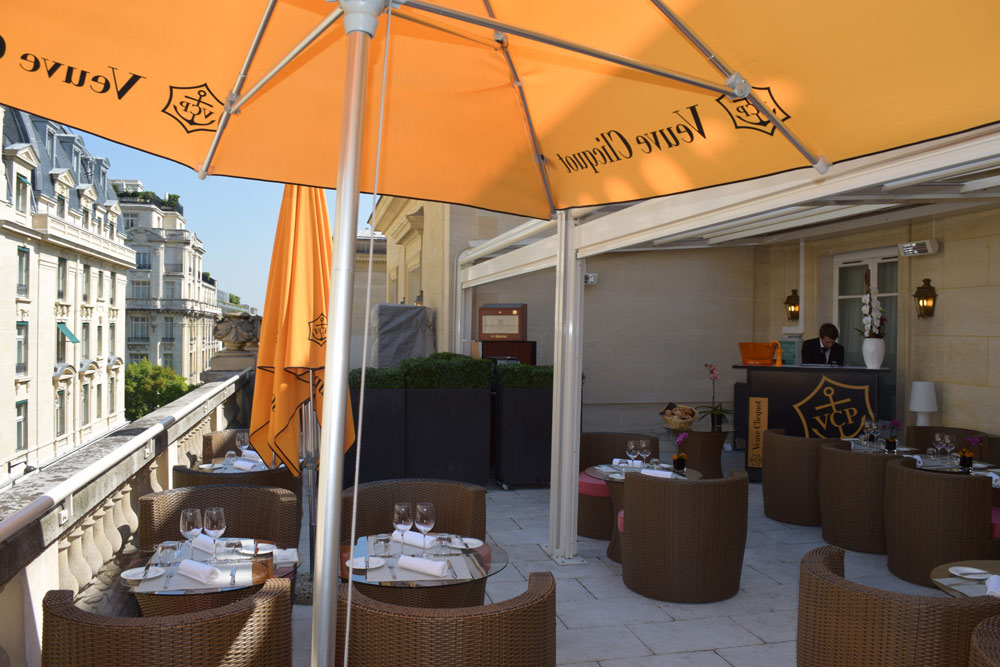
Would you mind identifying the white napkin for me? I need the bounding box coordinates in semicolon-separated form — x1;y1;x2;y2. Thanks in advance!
273;548;298;566
612;458;641;468
987;575;1000;598
397;555;448;577
191;534;217;554
241;449;263;462
177;559;221;585
392;530;431;548
641;468;675;479
989;472;1000;488
233;459;258;471
912;455;923;467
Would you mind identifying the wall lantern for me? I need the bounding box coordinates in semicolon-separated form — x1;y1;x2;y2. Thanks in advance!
913;278;936;318
783;289;800;322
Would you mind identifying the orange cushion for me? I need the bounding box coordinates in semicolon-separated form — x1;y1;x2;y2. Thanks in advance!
578;470;611;498
617;509;625;534
992;507;1000;540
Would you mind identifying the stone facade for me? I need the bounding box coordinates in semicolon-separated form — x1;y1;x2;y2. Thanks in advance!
0;107;131;482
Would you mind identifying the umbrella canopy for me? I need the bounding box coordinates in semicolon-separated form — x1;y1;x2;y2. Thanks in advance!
2;1;999;219
250;184;355;474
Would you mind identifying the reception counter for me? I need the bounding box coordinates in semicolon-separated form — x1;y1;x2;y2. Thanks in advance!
733;364;888;480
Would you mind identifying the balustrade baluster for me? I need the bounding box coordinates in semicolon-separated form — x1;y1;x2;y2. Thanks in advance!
102;498;122;554
79;517;103;579
57;538;78;596
92;504;114;564
67;528;92;591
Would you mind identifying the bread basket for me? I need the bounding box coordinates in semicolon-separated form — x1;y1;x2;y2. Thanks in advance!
660;405;698;430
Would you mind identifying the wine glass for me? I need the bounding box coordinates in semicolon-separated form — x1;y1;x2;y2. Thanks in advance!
625;440;640;467
414;502;435;557
944;434;956;460
180;508;203;558
393;502;413;541
933;432;945;458
203;507;227;559
638;440;652;468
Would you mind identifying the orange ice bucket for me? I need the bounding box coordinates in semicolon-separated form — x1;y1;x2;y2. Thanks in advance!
739;341;779;366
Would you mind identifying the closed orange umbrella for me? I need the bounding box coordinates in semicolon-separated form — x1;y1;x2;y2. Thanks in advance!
250;184;355;475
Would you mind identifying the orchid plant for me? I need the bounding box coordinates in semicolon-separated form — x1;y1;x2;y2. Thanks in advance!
696;363;732;427
856;268;887;338
886;419;900;441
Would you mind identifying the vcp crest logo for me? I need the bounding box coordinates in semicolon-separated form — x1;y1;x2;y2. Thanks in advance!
793;376;874;438
715;86;790;136
307;314;327;347
162;83;224;133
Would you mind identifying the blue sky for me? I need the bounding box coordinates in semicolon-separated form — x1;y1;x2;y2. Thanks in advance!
78;132;375;309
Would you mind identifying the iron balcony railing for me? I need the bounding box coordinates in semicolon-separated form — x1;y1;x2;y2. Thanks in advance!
126;336;149;343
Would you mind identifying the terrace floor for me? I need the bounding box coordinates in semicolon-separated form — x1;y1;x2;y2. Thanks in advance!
291;453;946;666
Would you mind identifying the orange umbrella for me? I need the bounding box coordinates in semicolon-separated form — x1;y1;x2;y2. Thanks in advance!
250;184;355;475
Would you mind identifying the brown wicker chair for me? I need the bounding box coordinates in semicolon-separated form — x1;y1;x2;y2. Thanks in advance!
970;614;1000;667
762;428;838;526
138;485;299;556
620;470;748;603
335;572;556;666
818;441;890;553
677;430;726;479
885;457;1000;587
202;428;249;462
172;465;304;540
985;436;1000;469
42;578;291;666
797;546;1000;667
578;432;659;540
905;426;990;461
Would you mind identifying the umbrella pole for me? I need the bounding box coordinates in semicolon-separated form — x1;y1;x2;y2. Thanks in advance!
304;370;319;577
312;3;378;665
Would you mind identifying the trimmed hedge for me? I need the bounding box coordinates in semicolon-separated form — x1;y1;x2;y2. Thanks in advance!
496;364;554;389
400;355;493;389
348;367;405;390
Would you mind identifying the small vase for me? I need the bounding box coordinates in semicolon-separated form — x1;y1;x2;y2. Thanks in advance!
885;438;897;453
673;459;686;473
960;456;973;472
710;413;723;432
862;337;885;370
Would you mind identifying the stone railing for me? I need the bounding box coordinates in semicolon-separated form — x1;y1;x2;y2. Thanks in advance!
0;367;253;666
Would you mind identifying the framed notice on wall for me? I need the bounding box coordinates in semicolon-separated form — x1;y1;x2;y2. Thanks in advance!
747;397;768;470
478;303;527;341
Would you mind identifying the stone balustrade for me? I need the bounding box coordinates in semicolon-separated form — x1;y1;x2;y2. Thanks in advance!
0;367;252;666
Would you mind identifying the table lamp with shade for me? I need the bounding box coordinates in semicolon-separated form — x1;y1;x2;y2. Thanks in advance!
909;381;938;426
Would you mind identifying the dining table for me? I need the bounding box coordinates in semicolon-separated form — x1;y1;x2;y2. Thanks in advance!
585;464;702;563
930;560;1000;598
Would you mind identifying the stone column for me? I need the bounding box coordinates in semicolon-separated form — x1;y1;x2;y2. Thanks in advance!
91;504;114;564
112;489;132;550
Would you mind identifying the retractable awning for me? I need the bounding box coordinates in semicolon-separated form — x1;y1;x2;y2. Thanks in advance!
57;322;79;344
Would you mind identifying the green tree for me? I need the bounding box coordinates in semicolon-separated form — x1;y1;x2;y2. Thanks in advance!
229;293;241;305
124;359;191;421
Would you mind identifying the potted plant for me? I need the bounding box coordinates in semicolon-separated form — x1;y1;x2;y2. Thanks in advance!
884;419;900;453
855;268;888;369
672;451;687;473
493;364;553;488
695;364;733;432
958;447;975;472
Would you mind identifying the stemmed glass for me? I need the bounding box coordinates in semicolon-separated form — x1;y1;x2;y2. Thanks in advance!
180;508;203;558
944;434;957;460
625;440;640;467
203;507;227;560
933;433;945;458
638;440;652;469
414;502;435;557
393;502;413;537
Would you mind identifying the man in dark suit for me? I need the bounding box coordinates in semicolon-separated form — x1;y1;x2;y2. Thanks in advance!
801;322;845;365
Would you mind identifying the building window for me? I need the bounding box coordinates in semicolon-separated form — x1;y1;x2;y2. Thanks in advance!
57;258;67;300
82;265;90;302
56;326;67;364
128;316;148;342
110;271;117;305
17;247;29;297
109;375;116;414
136;251;150;270
16;322;28;375
132;281;149;299
81;384;89;426
82;206;91;226
96;384;103;419
15;401;28;451
55;390;66;436
97;325;103;356
82;322;90;359
164;280;178;300
109;322;116;355
163;316;175;341
57;194;67;218
15;174;29;213
123;212;138;229
97;270;104;299
163;352;174;371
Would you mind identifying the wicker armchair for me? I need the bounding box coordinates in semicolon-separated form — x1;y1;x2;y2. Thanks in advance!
818;441;890;553
202;428;249;462
172;465;303;539
970;614;1000;667
42;578;291;666
677;430;726;479
905;426;990;461
138;485;299;556
620;470;748;603
797;546;1000;667
578;432;659;539
884;457;1000;586
762;428;838;526
335;572;556;666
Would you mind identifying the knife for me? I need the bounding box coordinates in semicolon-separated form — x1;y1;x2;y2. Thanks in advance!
140;544;159;581
230;566;237;586
446;559;457;579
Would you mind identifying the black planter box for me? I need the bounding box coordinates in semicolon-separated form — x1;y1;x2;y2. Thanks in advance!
494;387;552;487
343;387;406;488
404;388;491;486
